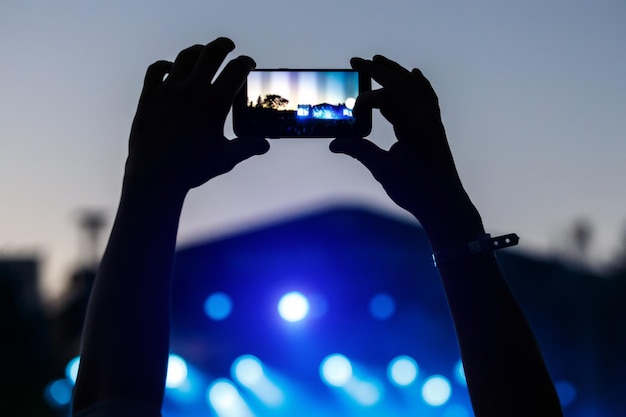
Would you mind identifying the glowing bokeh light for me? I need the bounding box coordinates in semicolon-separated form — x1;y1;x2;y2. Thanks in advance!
388;355;419;386
278;291;309;322
422;375;452;406
345;379;382;406
555;380;577;407
204;292;233;320
454;359;467;386
44;379;73;407
232;355;264;387
65;356;80;384
369;293;395;320
207;379;254;417
231;355;284;407
320;354;353;387
166;354;188;388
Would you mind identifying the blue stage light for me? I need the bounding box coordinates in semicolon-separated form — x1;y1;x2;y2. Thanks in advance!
65;356;80;384
232;355;284;407
320;353;353;387
278;291;309;322
232;354;264;387
44;379;73;407
454;359;466;386
207;379;254;417
369;293;395;320
344;379;382;406
388;355;419;386
204;292;233;320
166;354;188;389
555;380;577;408
422;375;452;406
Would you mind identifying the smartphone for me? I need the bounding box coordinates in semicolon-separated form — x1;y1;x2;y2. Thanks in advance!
233;69;371;138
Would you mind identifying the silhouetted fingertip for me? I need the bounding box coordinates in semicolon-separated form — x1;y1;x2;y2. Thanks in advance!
350;57;366;65
234;55;256;69
329;136;359;153
255;139;271;154
239;136;270;154
213;37;236;51
328;138;342;152
144;60;173;86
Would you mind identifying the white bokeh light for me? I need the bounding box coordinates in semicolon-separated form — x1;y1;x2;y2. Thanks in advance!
278;291;309;322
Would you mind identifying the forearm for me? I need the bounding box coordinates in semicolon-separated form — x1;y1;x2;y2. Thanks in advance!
73;179;187;413
423;209;562;416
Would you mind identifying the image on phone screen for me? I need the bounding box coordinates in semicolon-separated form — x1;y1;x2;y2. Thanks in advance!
233;69;371;138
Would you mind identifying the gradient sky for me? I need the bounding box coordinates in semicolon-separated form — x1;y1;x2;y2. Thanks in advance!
1;0;625;300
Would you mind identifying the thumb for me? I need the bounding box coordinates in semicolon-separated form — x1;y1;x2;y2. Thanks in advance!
216;136;270;174
330;137;387;176
230;136;270;158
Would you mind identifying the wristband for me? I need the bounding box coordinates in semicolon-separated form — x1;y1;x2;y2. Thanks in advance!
432;233;519;267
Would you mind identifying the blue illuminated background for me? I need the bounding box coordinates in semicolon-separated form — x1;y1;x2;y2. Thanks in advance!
166;206;473;417
43;206;625;416
106;206;614;416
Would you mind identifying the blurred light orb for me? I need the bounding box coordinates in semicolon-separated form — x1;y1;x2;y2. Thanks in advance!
350;380;381;406
44;379;73;407
388;355;419;386
422;375;452;406
555;380;577;407
369;293;395;320
166;354;188;388
320;354;353;387
204;292;233;320
345;97;356;110
65;356;80;384
278;291;309;322
207;379;239;409
233;355;264;387
454;359;467;386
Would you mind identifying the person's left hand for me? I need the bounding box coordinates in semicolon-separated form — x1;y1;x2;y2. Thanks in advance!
125;37;269;192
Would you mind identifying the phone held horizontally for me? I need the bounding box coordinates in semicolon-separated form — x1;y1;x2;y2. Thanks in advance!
233;69;372;138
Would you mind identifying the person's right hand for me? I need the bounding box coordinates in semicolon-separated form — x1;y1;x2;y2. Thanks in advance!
126;37;269;194
330;55;483;245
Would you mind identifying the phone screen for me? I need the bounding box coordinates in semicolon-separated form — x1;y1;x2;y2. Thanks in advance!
233;69;371;138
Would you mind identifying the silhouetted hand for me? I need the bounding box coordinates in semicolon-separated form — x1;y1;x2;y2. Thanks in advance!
126;37;269;192
330;56;481;242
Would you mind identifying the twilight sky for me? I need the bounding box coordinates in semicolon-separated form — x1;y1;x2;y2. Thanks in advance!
1;0;625;300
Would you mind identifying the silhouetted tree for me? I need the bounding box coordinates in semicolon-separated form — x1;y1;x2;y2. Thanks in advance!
256;94;289;110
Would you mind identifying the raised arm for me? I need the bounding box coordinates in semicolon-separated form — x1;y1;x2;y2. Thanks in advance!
330;55;563;417
72;38;269;415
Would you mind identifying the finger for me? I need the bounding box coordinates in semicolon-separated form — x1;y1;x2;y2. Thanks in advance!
373;57;440;115
352;56;417;101
210;55;256;115
143;60;172;92
213;136;270;175
167;44;204;83
354;89;415;129
189;37;236;85
329;137;388;178
411;67;440;109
